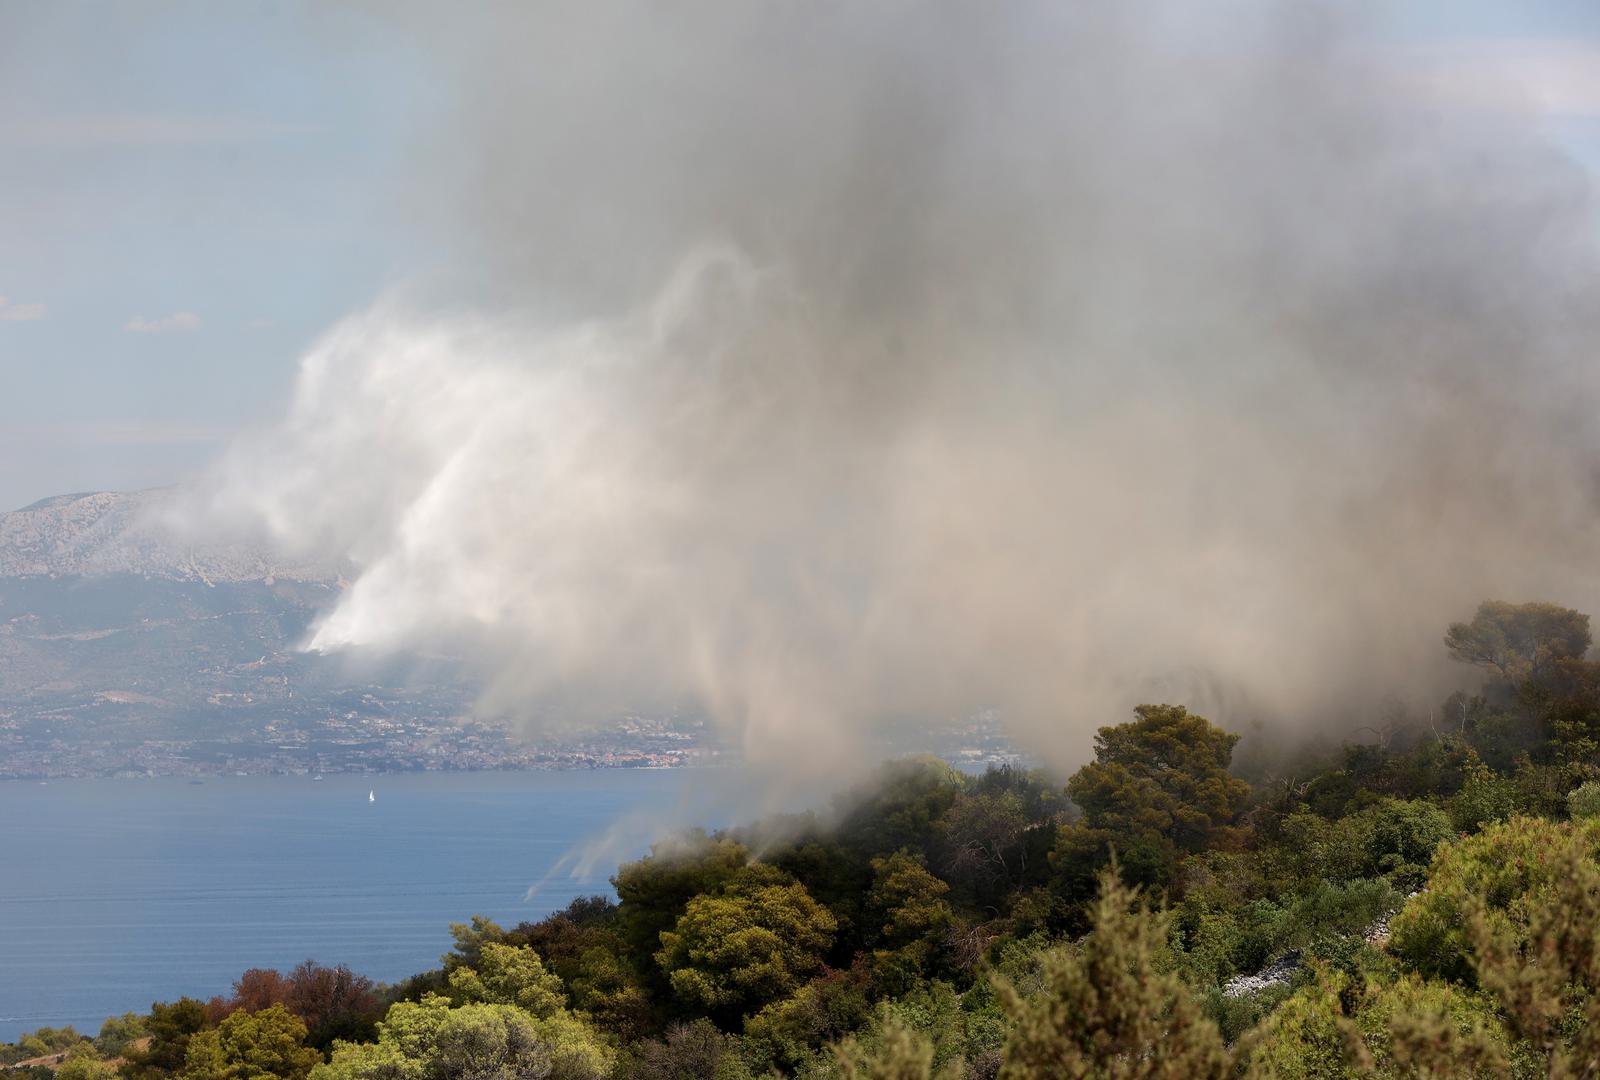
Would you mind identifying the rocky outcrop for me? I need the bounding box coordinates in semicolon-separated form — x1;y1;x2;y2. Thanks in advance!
1222;951;1301;999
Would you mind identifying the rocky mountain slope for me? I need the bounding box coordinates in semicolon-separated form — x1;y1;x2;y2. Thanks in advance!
0;489;339;583
0;489;455;776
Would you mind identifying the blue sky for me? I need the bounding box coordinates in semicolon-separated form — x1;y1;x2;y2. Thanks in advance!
0;5;445;507
2;1;1600;511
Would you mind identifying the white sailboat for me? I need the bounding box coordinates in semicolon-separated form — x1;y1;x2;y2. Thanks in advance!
368;789;375;803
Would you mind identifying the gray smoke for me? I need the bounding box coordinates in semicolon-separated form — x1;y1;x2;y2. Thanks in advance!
200;1;1600;782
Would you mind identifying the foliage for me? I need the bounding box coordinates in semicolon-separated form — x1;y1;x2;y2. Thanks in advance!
121;999;208;1080
614;831;750;964
743;967;874;1073
863;852;953;991
1070;705;1250;850
567;946;655;1040
207;963;381;1052
1369;976;1521;1080
313;994;611;1080
1349;798;1454;891
1389;815;1600;984
1534;657;1600;763
1236;968;1367;1079
1238;967;1524;1079
1201;985;1294;1046
832;1020;960;1080
759;830;873;955
832;758;966;861
57;1044;119;1080
656;866;838;1022
507;897;619;990
1172;895;1287;987
502;897;655;1039
442;915;507;971
446;943;567;1017
179;1005;320;1080
875;981;1000;1077
994;865;1230;1079
1457;828;1600;1077
625;1019;751;1080
1566;779;1600;820
0;1026;85;1065
867;851;952;947
94;1016;147;1059
1058;705;1250;895
1449;755;1521;833
1264;797;1446;888
935;784;1059;913
1444;601;1590;684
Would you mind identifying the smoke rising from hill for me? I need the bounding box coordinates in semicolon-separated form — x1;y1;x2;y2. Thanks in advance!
200;2;1600;779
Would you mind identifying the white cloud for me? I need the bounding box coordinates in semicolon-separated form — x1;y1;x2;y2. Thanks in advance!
0;296;45;321
126;312;201;334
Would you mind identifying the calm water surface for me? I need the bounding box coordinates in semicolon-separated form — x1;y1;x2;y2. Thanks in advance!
0;769;701;1041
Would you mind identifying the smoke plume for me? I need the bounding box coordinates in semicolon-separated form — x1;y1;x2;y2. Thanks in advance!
200;2;1600;780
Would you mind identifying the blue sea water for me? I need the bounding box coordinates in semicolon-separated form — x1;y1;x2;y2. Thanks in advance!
0;769;705;1042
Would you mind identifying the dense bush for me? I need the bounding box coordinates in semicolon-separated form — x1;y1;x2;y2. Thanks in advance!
1568;779;1600;820
1389;815;1600;984
313;995;612;1080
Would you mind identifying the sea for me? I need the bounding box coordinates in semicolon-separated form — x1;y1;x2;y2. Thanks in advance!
0;769;714;1042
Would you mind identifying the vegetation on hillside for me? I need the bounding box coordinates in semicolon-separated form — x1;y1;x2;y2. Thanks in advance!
7;599;1600;1077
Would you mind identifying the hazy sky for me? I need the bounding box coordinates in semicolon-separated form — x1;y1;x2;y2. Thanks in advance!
3;1;1600;512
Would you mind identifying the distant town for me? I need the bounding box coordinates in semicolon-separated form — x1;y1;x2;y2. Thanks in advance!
0;695;1025;780
0;692;707;779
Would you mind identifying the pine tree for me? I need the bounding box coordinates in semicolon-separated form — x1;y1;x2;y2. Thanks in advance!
996;864;1230;1079
834;1020;959;1080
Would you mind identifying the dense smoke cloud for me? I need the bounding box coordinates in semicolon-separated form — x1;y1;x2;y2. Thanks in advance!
201;1;1600;779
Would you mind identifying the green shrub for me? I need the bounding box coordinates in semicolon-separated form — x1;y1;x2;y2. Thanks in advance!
1271;800;1451;890
1567;780;1600;820
1449;761;1519;833
1171;898;1288;987
1356;975;1526;1079
1236;969;1362;1079
1389;815;1600;984
93;1014;146;1058
743;969;873;1073
1201;983;1293;1044
1284;879;1399;951
1351;799;1453;891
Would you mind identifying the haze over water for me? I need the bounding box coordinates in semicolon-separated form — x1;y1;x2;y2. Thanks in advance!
0;770;698;1041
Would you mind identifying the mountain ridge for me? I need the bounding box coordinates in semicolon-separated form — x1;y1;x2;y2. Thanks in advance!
0;487;340;584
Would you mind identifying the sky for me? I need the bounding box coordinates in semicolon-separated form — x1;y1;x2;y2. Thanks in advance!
4;2;1600;512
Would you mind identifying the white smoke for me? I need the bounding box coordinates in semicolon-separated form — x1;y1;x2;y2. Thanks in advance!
197;2;1600;782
